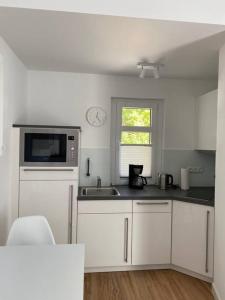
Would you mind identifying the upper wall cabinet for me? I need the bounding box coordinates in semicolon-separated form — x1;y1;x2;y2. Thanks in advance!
196;89;218;151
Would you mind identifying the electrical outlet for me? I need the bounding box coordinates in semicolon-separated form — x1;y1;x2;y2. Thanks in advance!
188;167;204;173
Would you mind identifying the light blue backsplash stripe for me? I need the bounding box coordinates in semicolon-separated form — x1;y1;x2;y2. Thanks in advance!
163;150;215;187
79;148;215;187
80;148;111;186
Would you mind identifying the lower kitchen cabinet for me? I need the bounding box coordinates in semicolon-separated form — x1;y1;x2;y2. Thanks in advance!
76;199;214;278
19;180;77;244
172;201;214;278
77;213;132;268
132;201;172;265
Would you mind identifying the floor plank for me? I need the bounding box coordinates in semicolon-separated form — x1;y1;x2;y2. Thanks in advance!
84;270;214;300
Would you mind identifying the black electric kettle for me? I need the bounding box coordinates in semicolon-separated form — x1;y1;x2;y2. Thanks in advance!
158;173;174;190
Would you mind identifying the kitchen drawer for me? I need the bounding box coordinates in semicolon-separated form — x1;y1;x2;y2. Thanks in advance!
20;167;79;181
133;200;172;213
78;200;132;214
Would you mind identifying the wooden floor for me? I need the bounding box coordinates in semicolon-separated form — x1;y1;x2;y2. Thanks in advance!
84;270;214;300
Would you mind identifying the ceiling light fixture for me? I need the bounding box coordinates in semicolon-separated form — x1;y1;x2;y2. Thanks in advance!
137;62;163;79
139;67;146;79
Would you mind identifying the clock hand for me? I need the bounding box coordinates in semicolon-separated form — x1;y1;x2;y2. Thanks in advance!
96;112;101;122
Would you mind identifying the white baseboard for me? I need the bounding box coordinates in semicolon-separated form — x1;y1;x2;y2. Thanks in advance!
85;264;171;273
212;283;222;300
85;264;213;284
171;265;212;283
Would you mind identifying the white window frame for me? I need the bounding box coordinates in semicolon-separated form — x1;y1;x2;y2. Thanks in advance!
0;55;3;156
111;98;164;185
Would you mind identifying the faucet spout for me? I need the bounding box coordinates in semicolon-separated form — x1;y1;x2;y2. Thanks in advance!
97;176;102;189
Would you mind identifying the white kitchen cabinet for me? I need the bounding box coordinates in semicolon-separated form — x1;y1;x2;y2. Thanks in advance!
132;200;172;265
78;200;132;214
196;89;217;150
172;201;214;278
19;180;78;244
77;213;132;268
19;167;79;181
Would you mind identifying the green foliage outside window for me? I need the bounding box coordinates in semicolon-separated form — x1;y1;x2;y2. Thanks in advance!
121;107;151;144
122;107;151;127
121;131;151;144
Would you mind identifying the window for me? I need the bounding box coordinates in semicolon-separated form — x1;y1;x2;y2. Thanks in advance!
111;99;163;185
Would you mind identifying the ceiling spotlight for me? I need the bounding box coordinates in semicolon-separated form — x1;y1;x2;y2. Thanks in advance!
137;62;163;79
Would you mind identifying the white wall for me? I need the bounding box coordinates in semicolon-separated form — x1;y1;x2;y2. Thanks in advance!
27;71;216;150
27;70;216;186
214;43;225;300
0;37;27;244
1;0;225;25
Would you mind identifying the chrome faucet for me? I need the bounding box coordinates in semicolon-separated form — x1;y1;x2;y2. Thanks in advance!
97;176;102;189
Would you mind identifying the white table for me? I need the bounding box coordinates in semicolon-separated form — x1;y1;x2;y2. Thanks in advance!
0;244;85;300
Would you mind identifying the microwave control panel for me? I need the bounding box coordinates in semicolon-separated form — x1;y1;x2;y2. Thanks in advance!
68;135;76;162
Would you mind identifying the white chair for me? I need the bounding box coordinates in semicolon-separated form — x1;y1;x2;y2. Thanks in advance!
6;216;56;246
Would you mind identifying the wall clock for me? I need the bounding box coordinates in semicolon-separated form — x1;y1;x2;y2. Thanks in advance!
86;106;107;127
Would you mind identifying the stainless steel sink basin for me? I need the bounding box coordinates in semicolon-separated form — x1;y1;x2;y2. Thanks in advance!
82;187;120;196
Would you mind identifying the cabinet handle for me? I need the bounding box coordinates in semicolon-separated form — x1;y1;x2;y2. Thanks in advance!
23;168;74;172
205;210;210;273
68;185;74;244
124;218;129;263
136;202;169;205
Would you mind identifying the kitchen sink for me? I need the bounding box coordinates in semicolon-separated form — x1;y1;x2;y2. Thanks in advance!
82;187;120;196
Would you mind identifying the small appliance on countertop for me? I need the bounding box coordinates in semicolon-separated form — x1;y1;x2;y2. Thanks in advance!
129;164;147;189
158;173;174;190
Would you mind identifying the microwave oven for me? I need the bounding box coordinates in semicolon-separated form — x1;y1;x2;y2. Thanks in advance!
19;127;80;167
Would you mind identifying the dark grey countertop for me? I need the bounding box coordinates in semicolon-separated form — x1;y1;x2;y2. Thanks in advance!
78;185;215;207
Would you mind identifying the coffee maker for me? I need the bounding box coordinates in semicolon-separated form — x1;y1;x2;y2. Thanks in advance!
129;164;147;189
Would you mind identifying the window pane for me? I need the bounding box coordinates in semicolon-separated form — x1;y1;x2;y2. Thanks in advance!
121;132;151;145
122;107;152;127
120;145;152;177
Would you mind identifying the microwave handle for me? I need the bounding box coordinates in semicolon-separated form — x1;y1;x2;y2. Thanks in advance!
22;168;75;172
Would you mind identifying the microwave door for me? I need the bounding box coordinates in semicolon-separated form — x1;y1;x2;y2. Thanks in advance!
24;133;67;163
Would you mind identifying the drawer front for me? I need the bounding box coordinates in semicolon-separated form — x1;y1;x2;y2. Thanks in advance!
20;167;79;181
78;200;132;214
133;200;172;213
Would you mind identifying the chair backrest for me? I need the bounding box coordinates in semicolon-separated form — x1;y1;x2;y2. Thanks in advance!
6;216;56;246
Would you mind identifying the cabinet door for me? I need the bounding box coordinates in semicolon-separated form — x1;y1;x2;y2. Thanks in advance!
132;212;171;265
196;89;217;150
77;213;132;268
172;201;214;277
19;181;78;244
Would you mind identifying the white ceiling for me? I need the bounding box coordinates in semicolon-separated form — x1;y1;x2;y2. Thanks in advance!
0;7;225;79
1;0;225;26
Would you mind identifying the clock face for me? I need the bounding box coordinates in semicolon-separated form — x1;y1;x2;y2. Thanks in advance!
86;106;107;127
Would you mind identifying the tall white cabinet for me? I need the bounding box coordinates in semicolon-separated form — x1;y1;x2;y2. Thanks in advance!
19;180;78;244
172;201;214;277
196;89;218;150
18;167;79;244
10;127;79;245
